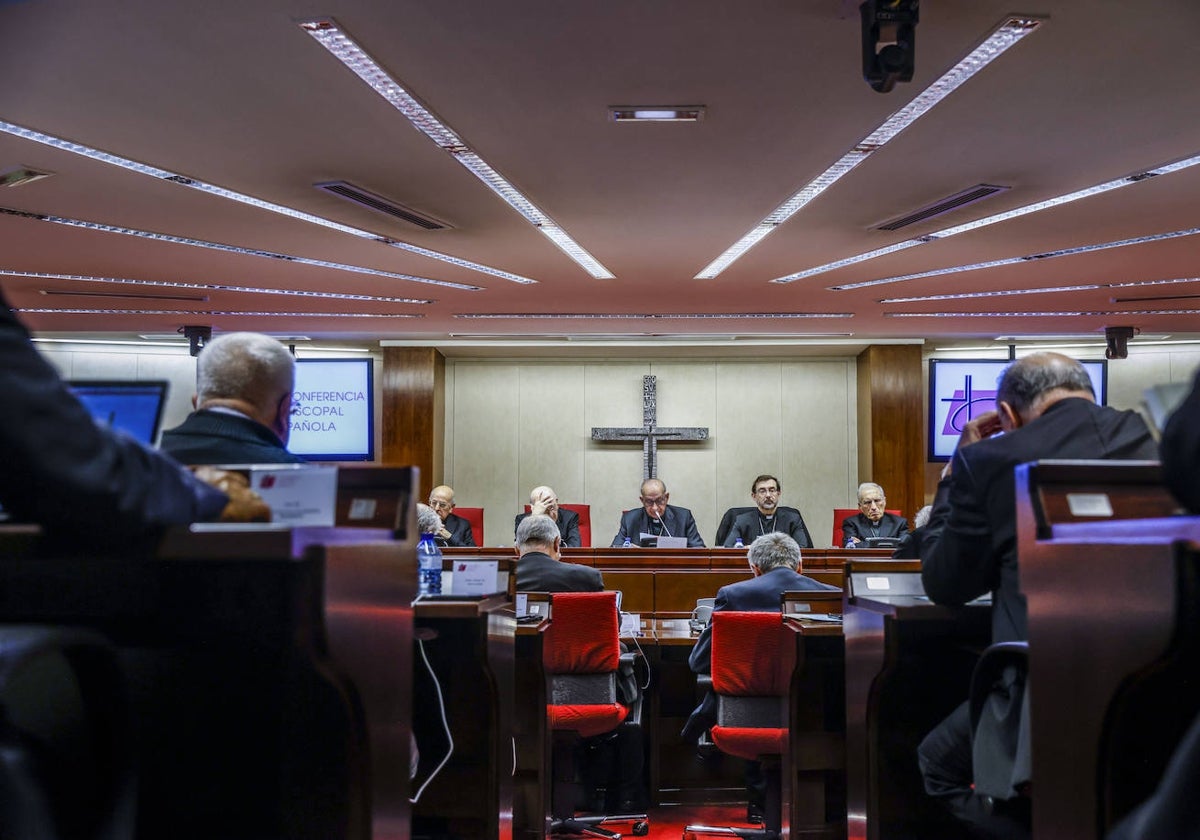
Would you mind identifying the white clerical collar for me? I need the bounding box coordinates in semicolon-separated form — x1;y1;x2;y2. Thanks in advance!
204;405;256;422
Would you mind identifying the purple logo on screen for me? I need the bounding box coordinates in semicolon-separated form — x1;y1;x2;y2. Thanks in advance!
940;374;997;435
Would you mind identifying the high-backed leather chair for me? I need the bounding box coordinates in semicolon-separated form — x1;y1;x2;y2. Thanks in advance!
455;506;485;546
684;611;795;839
715;506;808;547
543;591;648;837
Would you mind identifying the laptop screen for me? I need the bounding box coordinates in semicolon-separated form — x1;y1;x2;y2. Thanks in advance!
68;380;169;445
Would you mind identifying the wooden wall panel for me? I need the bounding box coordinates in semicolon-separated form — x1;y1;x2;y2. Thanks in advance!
857;345;924;524
382;347;444;500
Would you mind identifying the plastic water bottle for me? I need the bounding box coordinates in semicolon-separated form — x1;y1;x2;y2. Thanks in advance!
417;533;443;596
622;536;632;548
733;537;744;549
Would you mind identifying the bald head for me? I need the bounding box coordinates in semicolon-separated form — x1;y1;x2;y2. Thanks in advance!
195;332;295;441
997;352;1095;422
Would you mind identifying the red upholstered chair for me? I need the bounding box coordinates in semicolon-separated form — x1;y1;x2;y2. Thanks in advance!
684;611;796;840
455;506;484;547
561;503;591;548
832;507;903;548
522;503;592;547
544;591;648;838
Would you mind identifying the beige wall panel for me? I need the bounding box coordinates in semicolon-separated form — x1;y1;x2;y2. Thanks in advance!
782;361;857;549
448;363;521;546
583;363;653;546
136;353;198;431
516;363;588;518
648;362;717;542
68;352;140;380
443;362;456;484
712;362;783;543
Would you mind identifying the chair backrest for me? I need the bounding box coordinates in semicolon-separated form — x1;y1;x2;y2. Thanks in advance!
522;503;591;547
832;507;903;548
543;591;620;676
455;506;484;546
710;611;794;697
716;505;806;546
561;503;591;547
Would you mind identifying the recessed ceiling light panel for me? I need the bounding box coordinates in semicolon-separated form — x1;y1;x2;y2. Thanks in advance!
609;107;705;122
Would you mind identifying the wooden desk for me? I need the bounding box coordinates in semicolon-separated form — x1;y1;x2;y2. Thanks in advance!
0;525;370;840
1017;500;1200;838
412;593;515;840
843;562;990;840
514;619;550;840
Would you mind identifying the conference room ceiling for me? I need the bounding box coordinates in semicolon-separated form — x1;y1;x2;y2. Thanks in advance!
1;0;1199;349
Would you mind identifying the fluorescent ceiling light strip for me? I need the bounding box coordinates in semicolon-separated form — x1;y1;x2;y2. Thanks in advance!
887;308;1200;318
696;16;1042;280
831;226;1200;291
934;339;1200;352
0;119;533;285
18;308;422;318
32;337;188;348
0;207;480;291
300;18;614;280
454;312;852;319
0;269;432;304
882;277;1200;303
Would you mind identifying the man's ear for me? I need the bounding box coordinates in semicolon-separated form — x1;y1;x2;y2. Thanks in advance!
274;392;293;442
191;394;198;410
998;400;1022;431
551;536;562;558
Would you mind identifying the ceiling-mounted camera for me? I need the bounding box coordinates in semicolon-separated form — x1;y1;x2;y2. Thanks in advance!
1104;326;1137;360
180;325;213;357
861;0;919;94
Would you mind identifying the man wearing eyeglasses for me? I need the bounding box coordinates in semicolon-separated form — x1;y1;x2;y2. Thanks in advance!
841;482;908;547
610;477;705;547
722;474;814;548
428;484;477;547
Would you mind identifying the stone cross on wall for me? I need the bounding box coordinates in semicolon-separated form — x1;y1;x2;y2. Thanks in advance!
591;375;709;480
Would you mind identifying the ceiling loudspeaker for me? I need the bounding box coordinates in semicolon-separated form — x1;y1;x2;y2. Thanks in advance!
861;0;918;94
1104;326;1137;360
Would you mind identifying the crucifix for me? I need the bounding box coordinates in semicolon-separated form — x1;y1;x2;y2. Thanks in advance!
591;375;709;479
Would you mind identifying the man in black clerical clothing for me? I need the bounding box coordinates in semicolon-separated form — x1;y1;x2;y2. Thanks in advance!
916;352;1157;839
841;482;908;547
161;332;306;465
722;474;813;547
684;532;837;822
513;484;581;547
514;514;602;592
428;484;476;547
611;478;705;547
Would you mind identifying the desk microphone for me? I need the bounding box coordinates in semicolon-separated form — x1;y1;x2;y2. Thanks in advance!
653;515;673;538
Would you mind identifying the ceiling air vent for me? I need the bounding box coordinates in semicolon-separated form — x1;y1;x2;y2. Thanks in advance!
874;183;1010;231
314;180;450;231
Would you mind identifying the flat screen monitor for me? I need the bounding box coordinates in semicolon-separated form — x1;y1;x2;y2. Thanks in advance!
289;358;374;461
928;358;1107;461
68;380;169;445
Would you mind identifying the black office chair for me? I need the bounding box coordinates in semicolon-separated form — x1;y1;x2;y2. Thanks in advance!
969;641;1030;806
715;507;812;547
0;625;135;840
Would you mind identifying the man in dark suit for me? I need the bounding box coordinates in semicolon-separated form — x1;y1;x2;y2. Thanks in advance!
429;484;476;547
161;332;306;465
1161;367;1200;514
514;514;602;592
917;352;1157;839
841;482;908;547
0;289;262;550
513;484;581;547
684;531;837;822
611;478;704;547
722;474;813;547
